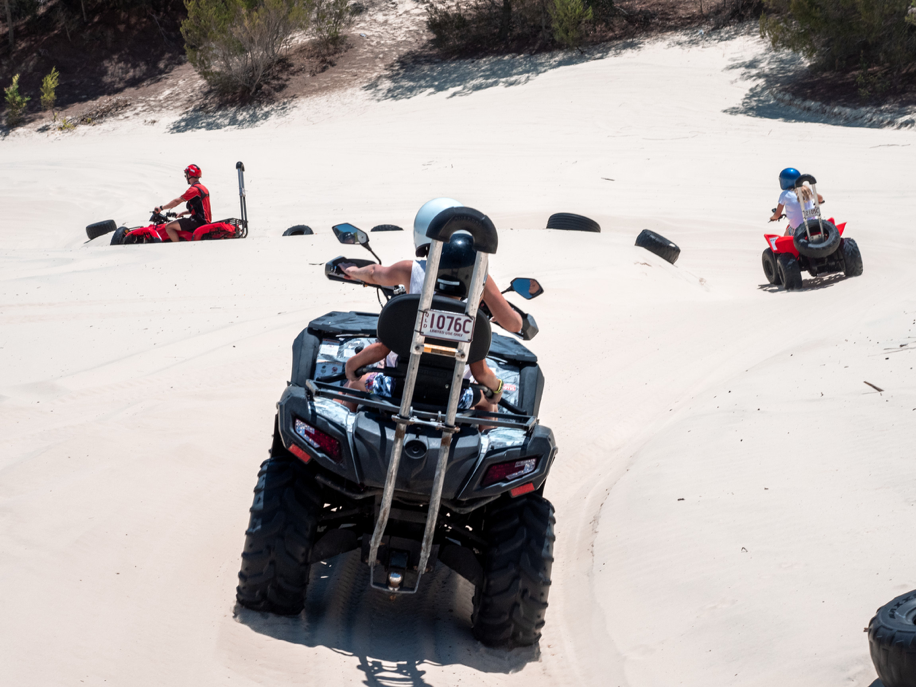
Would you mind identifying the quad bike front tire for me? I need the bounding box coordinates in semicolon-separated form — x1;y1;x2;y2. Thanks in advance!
370;224;403;232
283;225;313;236
546;212;600;233
762;248;782;285
777;254;803;291
868;590;916;687
635;229;680;265
236;432;321;615
793;219;841;259
842;238;863;277
472;493;555;648
86;219;117;240
110;227;130;245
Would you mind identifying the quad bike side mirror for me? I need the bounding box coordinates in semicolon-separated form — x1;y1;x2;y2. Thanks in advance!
505;277;544;300
333;223;370;246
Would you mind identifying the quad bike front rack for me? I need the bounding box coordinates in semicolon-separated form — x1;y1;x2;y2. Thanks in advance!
364;208;499;594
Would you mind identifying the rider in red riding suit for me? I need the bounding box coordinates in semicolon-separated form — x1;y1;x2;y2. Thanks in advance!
153;164;212;242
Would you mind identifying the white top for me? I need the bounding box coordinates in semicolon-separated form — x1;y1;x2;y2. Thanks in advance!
779;189;818;230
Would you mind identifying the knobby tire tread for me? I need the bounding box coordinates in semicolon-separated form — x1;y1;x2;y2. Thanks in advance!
236;446;322;615
869;590;916;687
472;493;555;648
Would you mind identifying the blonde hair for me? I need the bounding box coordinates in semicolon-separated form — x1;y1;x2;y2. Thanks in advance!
797;185;814;203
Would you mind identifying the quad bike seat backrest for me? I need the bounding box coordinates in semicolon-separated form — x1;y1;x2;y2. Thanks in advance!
376;294;491;408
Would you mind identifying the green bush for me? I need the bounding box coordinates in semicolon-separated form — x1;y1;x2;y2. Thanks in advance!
313;0;352;48
4;74;29;128
426;0;557;55
760;0;916;71
551;0;592;48
182;0;312;96
40;67;60;115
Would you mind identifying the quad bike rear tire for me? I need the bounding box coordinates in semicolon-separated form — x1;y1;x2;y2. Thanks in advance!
370;224;403;232
793;219;841;259
236;431;321;615
777;254;803;291
762;248;782;285
472;493;555;648
86;220;117;240
111;227;129;245
868;589;916;687
635;229;680;265
546;212;600;233
283;225;314;236
842;238;863;277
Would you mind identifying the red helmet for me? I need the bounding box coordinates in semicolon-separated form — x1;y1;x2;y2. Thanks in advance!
184;164;202;179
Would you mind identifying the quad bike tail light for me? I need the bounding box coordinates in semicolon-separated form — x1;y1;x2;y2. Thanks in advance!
294;418;342;463
482;457;536;488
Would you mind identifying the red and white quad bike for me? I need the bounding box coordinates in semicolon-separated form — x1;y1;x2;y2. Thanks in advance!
761;173;863;291
87;162;250;245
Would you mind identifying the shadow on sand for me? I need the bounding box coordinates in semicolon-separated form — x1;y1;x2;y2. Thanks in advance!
757;272;849;293
167;100;295;133
234;551;538;686
362;39;646;102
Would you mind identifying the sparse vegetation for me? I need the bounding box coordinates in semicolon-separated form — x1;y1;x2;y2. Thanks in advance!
551;0;593;48
182;0;313;97
312;0;353;49
40;67;60;116
760;0;916;72
4;73;29;127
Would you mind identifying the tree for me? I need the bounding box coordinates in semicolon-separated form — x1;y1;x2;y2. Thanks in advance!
182;0;312;96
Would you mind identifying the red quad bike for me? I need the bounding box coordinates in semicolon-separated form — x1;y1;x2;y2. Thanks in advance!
91;162;250;245
761;173;863;291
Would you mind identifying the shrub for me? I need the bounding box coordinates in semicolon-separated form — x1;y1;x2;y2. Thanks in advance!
313;0;352;48
426;0;556;55
40;67;60;115
551;0;592;48
182;0;312;96
760;0;916;71
4;74;29;128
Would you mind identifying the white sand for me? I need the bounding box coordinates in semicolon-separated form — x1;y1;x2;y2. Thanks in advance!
2;27;916;687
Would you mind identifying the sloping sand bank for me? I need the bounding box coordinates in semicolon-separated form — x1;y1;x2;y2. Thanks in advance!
2;28;915;687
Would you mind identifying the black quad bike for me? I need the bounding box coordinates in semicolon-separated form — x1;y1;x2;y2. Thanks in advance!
235;209;557;648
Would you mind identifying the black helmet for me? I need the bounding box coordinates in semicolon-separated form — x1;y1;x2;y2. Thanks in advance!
436;234;480;298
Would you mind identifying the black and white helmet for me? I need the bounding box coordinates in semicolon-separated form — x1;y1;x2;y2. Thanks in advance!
414;197;462;257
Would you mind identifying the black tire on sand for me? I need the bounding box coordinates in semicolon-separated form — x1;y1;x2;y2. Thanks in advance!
868;590;916;687
635;229;680;265
842;238;863;277
472;493;555;648
283;225;314;236
236;440;321;615
762;248;781;285
546;212;600;233
777;253;803;291
86;220;117;240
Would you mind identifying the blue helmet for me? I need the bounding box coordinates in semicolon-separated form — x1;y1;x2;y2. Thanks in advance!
779;168;801;190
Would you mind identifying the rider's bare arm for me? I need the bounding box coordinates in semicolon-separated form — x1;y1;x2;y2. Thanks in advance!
770;203;785;222
345;341;390;382
482;278;523;334
155;196;185;213
344;260;412;287
470;359;503;403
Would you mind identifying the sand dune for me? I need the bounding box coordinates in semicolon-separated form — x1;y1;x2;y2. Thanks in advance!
2;27;915;687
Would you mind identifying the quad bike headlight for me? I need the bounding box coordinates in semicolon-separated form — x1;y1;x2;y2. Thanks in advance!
482;457;537;488
294;417;342;463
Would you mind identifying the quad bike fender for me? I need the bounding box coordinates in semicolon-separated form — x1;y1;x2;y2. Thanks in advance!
192;221;237;241
764;218;846;257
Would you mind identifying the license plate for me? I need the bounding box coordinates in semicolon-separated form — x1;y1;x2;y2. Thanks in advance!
420;309;475;343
